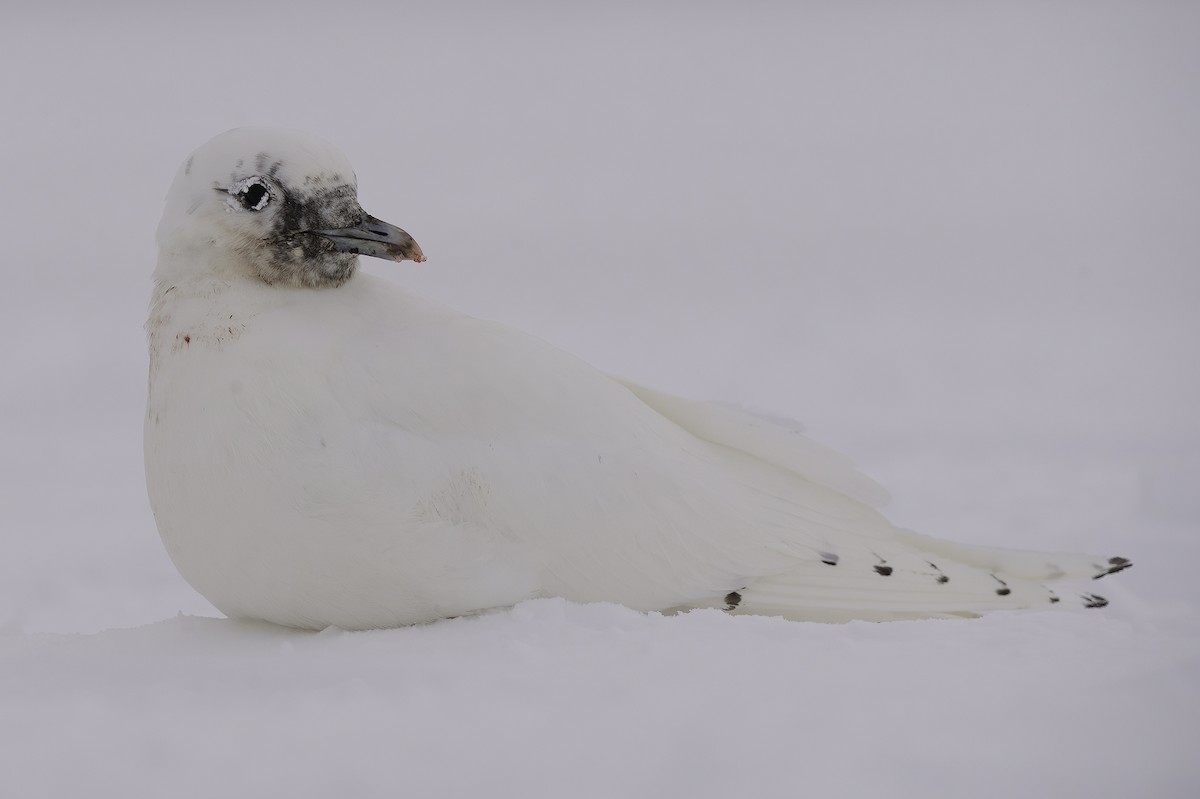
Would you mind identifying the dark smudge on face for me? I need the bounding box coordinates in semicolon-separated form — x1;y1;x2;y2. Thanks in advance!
259;176;363;288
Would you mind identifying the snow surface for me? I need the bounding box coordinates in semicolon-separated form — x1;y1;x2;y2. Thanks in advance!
2;2;1198;797
3;603;1198;798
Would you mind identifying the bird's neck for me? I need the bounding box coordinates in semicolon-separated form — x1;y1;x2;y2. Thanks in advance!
146;254;295;373
153;237;256;284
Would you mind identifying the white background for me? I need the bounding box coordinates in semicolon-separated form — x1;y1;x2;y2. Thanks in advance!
1;2;1197;797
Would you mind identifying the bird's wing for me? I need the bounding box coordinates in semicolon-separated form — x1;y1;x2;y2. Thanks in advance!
343;279;1129;620
335;283;881;608
615;380;890;508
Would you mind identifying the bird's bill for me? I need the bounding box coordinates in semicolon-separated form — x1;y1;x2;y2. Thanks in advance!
302;214;426;263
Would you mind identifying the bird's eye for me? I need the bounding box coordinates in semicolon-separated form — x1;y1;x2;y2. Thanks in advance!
232;177;272;211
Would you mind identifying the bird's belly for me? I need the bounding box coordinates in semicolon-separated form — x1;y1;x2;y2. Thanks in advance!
144;348;539;630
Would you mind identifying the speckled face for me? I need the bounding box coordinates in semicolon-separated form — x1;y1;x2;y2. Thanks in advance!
160;128;425;289
217;153;363;288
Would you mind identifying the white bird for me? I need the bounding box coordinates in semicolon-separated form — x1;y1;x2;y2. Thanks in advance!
146;128;1130;630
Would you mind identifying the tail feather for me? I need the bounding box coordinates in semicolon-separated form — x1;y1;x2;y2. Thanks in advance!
895;529;1132;582
703;536;1131;623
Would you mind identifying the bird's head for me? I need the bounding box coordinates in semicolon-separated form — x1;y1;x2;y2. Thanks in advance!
156;127;424;288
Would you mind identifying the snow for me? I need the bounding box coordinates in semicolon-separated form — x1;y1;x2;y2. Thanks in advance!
2;2;1198;797
4;603;1198;797
2;604;1190;796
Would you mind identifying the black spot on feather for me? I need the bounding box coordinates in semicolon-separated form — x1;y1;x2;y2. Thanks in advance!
724;591;742;611
819;552;839;566
1094;556;1132;579
873;565;893;577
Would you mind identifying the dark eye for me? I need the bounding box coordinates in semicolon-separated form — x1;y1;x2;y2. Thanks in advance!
234;177;271;211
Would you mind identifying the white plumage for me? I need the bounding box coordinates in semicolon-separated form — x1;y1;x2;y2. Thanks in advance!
145;128;1130;630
